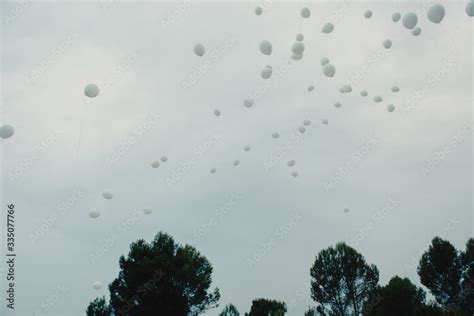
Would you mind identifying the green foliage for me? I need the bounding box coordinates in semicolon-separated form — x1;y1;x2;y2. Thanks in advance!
88;231;219;316
219;303;240;316
247;298;287;316
86;296;111;316
362;276;427;315
310;242;379;315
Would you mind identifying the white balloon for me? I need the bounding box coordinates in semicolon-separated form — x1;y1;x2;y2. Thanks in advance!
259;40;272;55
303;120;311;126
89;210;100;219
320;57;330;66
334;102;342;108
364;10;373;18
151;161;160;168
0;124;15;139
244;99;254;108
301;7;311;18
322;64;336;77
296;33;304;41
261;65;272;79
383;39;392;49
291;53;304;60
322;23;334;34
373;95;383;103
210;168;216;174
402;12;418;29
233;160;240;166
427;4;445;23
244;145;250;151
291;171;298;177
387;104;396;112
391;85;400;92
392;12;401;22
467;1;474;16
340;84;352;93
193;43;205;57
298;126;306;134
412;27;422;36
272;132;280;139
322;119;328;125
143;209;152;215
103;192;113;200
255;6;263;15
360;90;368;97
287;160;296;167
93;281;102;290
291;41;305;55
214;109;221;116
161;156;168;162
307;85;314;92
84;83;100;98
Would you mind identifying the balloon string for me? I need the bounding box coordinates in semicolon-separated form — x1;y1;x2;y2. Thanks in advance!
77;97;87;153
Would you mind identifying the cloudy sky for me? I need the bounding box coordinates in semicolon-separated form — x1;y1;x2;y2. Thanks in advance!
0;0;472;315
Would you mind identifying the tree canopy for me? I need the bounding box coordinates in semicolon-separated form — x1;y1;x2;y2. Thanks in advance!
219;303;240;316
310;242;379;315
86;231;220;316
246;298;287;316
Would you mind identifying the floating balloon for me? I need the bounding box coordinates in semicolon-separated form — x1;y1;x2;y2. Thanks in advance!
427;4;445;23
391;86;400;92
322;64;336;77
301;7;311;18
387;104;396;112
467;1;474;16
322;23;334;34
89;210;100;219
322;119;328;125
402;12;418;29
296;33;304;41
291;171;298;177
193;43;205;57
261;65;272;79
214;109;221;116
161;156;168;162
244;99;254;108
84;83;100;98
298;126;306;134
291;53;303;61
0;124;15;139
340;84;352;93
143;209;152;215
291;41;305;55
412;27;422;36
344;208;350;213
383;39;392;49
360;90;368;97
364;10;373;19
320;57;329;66
307;85;314;92
272;132;280;139
233;160;239;166
259;40;272;55
373;95;383;103
303;120;311;126
93;281;102;290
103;192;113;200
210;168;216;174
392;12;401;22
287;160;296;167
244;145;250;151
151;161;160;168
255;6;263;15
334;102;342;108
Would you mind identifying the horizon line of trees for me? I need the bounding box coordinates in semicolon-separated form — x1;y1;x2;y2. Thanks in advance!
87;232;473;316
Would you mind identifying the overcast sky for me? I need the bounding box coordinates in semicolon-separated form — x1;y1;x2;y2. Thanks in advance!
0;0;472;315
